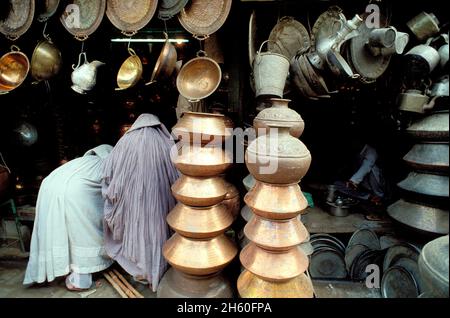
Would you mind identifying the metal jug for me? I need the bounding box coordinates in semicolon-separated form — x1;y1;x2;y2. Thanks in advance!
71;52;105;94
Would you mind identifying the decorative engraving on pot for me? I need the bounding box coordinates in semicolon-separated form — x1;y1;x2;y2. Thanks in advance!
171;175;228;207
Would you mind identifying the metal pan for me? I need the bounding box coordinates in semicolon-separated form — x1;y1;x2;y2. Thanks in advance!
0;0;35;40
403;143;449;173
0;46;30;93
106;0;157;36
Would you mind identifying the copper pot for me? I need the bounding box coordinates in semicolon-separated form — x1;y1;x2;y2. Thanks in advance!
163;233;238;276
166;203;234;239
244;215;309;251
238;270;314;298
0;46;30;93
172;143;232;177
244;181;308;220
172;175;227;207
240;243;309;282
172;112;233;145
223;182;240;220
253;98;305;138
157;267;234;298
246;124;311;184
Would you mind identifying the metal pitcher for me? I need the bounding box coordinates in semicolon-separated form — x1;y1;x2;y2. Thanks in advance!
71;52;105;94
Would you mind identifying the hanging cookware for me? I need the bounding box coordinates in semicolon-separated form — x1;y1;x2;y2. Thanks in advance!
387;199;449;236
146;33;177;85
403;143;449;173
176;51;222;102
268;16;310;61
311;6;343;47
71;52;105;94
37;0;60;22
60;0;106;41
31;37;63;82
158;0;189;21
0;0;34;40
418;235;449;298
106;0;157;36
299;53;331;97
0;46;30;93
406;112;449;141
116;48;143;91
398;90;430;114
290;54;319;100
398;172;449;200
171;175;228;207
253;41;290;98
178;0;232;40
407;12;440;42
163;233;237;276
238;270;313;298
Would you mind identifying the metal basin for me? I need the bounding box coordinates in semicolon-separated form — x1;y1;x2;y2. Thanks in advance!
403;143;449;173
31;40;62;81
0;47;30;92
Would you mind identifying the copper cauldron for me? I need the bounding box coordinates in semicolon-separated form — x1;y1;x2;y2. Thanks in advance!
0;46;30;93
245;181;309;220
166;203;234;239
172;175;228;207
163;233;238;276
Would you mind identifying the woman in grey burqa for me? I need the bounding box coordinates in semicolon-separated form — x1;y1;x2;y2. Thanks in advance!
101;114;179;292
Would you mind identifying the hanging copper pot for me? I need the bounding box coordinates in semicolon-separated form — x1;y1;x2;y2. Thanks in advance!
406;112;449;142
253;98;305;138
238;270;314;298
172;112;233;145
240;243;309;282
166;203;234;239
172;175;228;207
146;32;177;85
245;181;308;220
157;267;234;298
0;46;30;93
163;233;238;276
244;215;308;251
403;144;449;173
223;182;240;220
116;48;143;91
172;144;232;177
246;124;311;185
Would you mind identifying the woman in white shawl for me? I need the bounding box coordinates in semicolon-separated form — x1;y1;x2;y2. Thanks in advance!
23;145;114;290
102;114;179;292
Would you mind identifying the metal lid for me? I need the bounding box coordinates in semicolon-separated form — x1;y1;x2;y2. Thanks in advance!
106;0;158;36
60;0;106;41
158;0;189;20
0;0;35;41
311;6;343;48
381;266;419;298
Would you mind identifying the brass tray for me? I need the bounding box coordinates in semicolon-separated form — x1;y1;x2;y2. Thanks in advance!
37;0;60;22
106;0;158;36
0;0;35;41
60;0;106;41
158;0;189;21
178;0;232;40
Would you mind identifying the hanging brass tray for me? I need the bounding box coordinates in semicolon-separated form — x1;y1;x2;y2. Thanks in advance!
60;0;106;41
178;0;232;40
37;0;60;22
0;0;35;41
158;0;189;21
106;0;158;36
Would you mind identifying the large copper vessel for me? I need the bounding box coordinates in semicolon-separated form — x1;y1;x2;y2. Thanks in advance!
172;175;228;207
166;203;233;239
245;181;308;220
253;98;305;138
246;124;311;184
163;234;238;276
238;270;314;298
223;182;240;220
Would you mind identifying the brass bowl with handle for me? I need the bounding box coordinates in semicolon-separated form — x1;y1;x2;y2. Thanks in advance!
31;39;62;82
0;46;30;93
146;32;178;85
116;48;143;90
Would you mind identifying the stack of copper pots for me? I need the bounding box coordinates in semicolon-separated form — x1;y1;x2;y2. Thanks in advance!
388;111;449;236
238;98;315;298
157;112;239;298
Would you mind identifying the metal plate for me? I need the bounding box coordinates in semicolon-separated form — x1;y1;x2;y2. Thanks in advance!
106;0;157;35
403;143;449;173
394;257;425;294
345;244;369;272
349;16;391;81
311;6;343;48
290;55;319;100
347;229;381;251
387;199;449;236
351;249;385;281
158;0;189;20
60;0;106;40
268;16;310;61
383;242;421;271
0;0;35;40
310;234;346;251
37;0;60;22
178;0;232;40
398;172;449;199
406;112;449;142
310;247;347;279
311;238;346;255
381;266;419;298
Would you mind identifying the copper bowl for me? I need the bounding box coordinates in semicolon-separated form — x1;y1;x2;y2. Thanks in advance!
244;181;308;220
246;125;312;184
0;47;30;92
172;143;232;177
223;182;240;220
244;215;309;251
172;112;233;145
163;233;238;276
172;175;228;207
238;270;314;298
240;243;309;282
166;203;234;239
116;49;143;91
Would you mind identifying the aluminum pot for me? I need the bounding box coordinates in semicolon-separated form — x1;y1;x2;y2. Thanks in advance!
31;39;62;82
406;42;441;73
0;46;30;93
171;175;228;207
403;143;449;173
407;12;440;41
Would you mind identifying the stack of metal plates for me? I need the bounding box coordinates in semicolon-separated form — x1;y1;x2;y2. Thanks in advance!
310;234;347;279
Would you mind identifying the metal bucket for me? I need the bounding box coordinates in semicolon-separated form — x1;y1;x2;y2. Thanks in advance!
253;40;289;98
